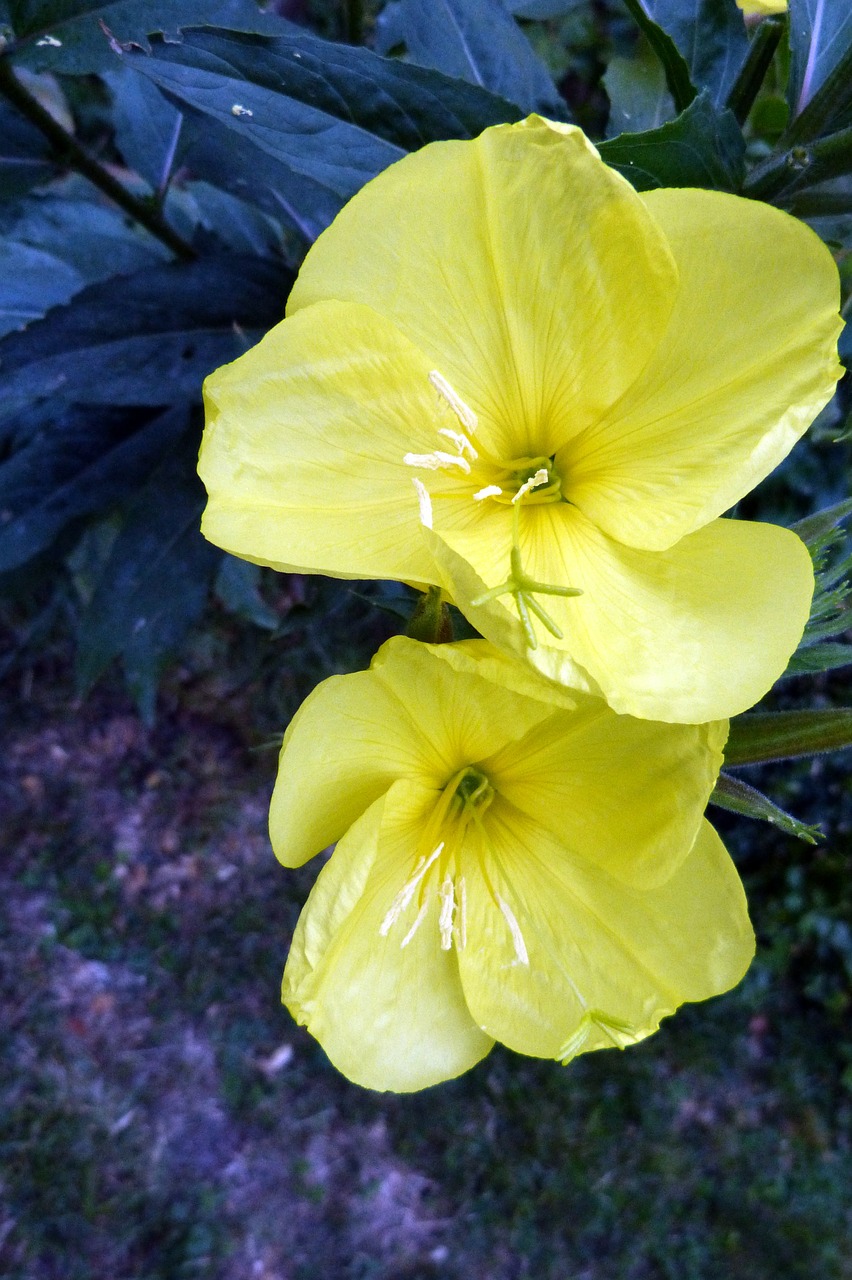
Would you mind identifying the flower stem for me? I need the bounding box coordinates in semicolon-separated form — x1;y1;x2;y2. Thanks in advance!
0;57;196;261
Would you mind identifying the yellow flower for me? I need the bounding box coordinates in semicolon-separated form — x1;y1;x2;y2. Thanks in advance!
272;636;753;1092
200;117;842;723
737;0;786;14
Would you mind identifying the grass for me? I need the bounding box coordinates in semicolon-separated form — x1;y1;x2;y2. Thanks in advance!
2;597;852;1279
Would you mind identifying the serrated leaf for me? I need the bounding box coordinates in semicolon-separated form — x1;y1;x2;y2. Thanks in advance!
725;709;852;765
710;772;822;844
7;0;289;75
0;239;83;336
75;436;220;722
0;403;189;572
788;0;852;131
599;91;745;191
0;254;293;430
123;26;521;201
374;0;566;116
623;0;750;108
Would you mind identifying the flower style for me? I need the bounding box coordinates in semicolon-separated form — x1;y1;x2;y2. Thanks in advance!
200;117;842;723
272;636;753;1092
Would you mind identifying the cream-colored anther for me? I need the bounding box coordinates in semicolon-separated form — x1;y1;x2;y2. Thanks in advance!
403;450;471;474
379;842;444;937
474;484;503;501
497;895;529;966
412;477;433;529
428;370;478;432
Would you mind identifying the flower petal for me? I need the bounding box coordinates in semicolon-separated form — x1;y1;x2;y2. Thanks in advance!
429;502;814;721
287;116;678;461
482;706;727;888
270;635;560;868
283;783;493;1091
200;299;447;584
563;188;843;551
456;814;753;1061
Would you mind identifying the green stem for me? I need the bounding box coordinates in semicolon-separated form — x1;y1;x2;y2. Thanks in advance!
724;16;783;126
344;0;364;44
744;125;852;203
0;57;195;261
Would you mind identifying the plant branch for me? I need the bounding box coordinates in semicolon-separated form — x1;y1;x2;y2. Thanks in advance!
0;57;196;261
744;125;852;203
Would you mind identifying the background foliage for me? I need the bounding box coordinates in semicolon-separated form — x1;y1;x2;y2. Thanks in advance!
1;0;852;1276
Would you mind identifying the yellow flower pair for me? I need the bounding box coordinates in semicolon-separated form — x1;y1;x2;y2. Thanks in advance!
199;118;841;1089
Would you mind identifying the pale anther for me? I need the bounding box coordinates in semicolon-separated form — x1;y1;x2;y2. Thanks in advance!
412;478;433;529
400;902;429;949
474;485;503;502
403;450;471;474
428;371;478;432
438;877;455;950
379;842;444;936
231;103;254;117
497;895;529;966
438;427;478;460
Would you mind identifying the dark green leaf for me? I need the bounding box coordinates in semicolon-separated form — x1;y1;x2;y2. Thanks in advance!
0;239;82;336
710;771;822;844
619;0;696;114
106;64;185;192
791;495;852;546
0;403;189;571
506;0;584;14
7;0;289;75
214;556;278;631
725;709;852;766
124;26;521;197
788;0;852;137
629;0;750;107
6;188;168;283
604;38;675;137
783;641;852;676
75;435;220;722
374;0;566;116
0;98;57;199
599;92;745;191
0;254;293;429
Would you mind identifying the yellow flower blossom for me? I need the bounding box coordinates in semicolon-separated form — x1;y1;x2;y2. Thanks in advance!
200;117;842;723
737;0;786;15
272;636;753;1092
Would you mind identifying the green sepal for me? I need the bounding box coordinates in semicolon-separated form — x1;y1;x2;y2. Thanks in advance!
405;585;454;644
725;709;852;766
709;772;821;845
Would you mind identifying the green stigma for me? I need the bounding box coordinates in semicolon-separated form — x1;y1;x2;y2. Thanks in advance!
454;767;495;816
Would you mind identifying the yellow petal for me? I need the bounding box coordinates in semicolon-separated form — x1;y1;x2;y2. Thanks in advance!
200;299;446;585
282;783;493;1091
482;706;727;888
456;815;753;1061
564;188;842;551
269;635;558;868
429;502;814;721
737;0;786;13
287;116;678;462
